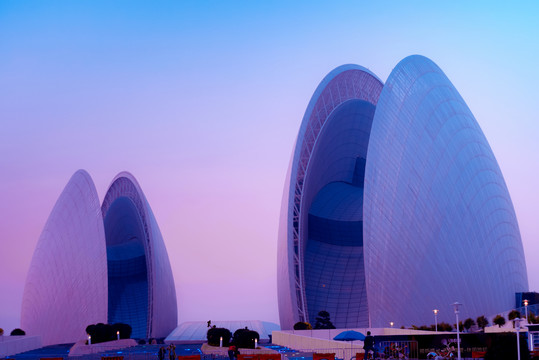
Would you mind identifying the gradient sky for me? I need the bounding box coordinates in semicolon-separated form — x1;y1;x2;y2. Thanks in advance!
1;1;538;333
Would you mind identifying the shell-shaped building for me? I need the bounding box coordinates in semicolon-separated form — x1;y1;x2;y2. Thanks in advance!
277;55;528;329
21;170;177;345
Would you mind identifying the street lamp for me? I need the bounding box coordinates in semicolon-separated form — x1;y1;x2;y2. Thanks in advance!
433;309;439;332
514;317;523;360
390;322;394;328
452;302;462;360
524;299;529;323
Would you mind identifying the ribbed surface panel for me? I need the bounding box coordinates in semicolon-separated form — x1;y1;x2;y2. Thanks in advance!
21;170;107;345
363;55;528;327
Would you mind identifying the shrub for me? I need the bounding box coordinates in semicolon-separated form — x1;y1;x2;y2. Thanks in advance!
86;323;132;344
232;327;259;349
0;328;4;336
293;322;312;330
10;328;26;336
112;323;132;339
207;327;232;347
314;311;336;329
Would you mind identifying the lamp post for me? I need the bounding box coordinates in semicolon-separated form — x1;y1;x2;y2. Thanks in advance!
390;322;394;328
514;317;523;360
452;302;462;360
524;299;529;323
433;309;439;332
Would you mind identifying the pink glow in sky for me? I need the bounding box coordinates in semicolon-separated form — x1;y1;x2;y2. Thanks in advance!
1;1;538;333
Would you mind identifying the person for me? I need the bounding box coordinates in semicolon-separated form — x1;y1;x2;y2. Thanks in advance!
228;344;237;360
168;343;176;360
158;346;166;360
207;320;212;328
363;331;375;359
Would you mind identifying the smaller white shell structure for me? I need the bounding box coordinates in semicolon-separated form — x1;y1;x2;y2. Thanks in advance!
21;170;108;346
21;170;177;345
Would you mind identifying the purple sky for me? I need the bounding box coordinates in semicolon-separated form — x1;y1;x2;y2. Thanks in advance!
1;1;538;332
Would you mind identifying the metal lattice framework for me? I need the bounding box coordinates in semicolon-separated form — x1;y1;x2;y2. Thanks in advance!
287;65;383;324
101;173;155;337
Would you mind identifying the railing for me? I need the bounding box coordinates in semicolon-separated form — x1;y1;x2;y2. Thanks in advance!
282;348;359;360
371;341;418;360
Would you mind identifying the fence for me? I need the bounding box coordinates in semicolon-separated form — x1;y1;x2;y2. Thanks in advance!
376;341;418;359
282;348;358;360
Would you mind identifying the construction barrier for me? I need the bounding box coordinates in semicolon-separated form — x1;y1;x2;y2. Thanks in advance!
258;354;281;360
237;354;260;360
179;356;202;360
472;351;486;358
313;353;335;360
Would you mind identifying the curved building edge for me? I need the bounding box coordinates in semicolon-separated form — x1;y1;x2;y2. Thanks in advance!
102;171;178;339
21;170;108;346
277;65;384;329
363;54;528;327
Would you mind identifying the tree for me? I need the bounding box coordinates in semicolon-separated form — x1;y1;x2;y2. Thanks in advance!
293;322;312;330
411;324;435;331
528;312;539;324
493;315;506;328
314;311;336;329
508;310;521;320
10;328;25;336
454;321;464;332
207;327;232;347
463;318;475;332
508;310;521;328
437;322;453;332
476;315;489;330
0;328;3;336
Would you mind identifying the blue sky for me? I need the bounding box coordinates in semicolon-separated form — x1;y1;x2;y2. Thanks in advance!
1;1;538;332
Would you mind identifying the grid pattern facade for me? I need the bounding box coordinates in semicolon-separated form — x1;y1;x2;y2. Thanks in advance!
278;56;528;330
363;55;528;327
104;196;149;339
21;170;108;346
